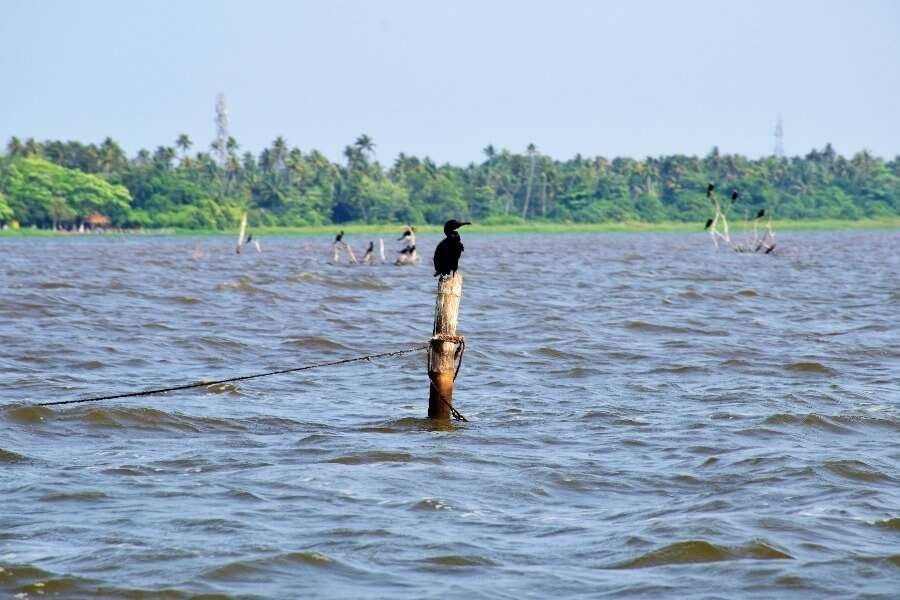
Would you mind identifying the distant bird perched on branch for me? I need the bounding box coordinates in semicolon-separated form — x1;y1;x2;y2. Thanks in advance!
399;244;416;255
755;209;766;219
707;183;715;198
397;225;416;241
704;218;713;230
731;190;739;203
433;219;470;278
334;230;344;243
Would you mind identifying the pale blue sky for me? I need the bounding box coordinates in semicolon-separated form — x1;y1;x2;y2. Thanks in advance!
2;0;898;163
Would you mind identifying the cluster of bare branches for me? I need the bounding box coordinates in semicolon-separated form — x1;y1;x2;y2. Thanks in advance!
704;184;776;254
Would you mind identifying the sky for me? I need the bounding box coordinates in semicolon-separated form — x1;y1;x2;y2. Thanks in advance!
1;0;898;164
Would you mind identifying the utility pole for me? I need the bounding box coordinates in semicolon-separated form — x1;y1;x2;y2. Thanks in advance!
214;93;229;165
774;115;784;158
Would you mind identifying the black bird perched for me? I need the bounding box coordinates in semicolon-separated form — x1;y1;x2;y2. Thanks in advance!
731;190;739;203
334;230;344;243
433;219;470;278
399;244;416;255
704;218;713;230
397;225;415;241
755;209;766;219
245;233;252;244
706;183;715;198
366;241;374;253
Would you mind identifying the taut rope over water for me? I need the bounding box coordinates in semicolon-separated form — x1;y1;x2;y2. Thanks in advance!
36;345;432;408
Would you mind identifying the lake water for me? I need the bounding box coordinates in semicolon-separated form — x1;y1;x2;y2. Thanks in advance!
1;230;898;598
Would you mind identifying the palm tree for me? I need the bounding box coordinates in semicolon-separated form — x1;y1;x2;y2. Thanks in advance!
6;136;23;157
354;134;375;158
226;136;239;155
175;134;192;157
271;136;288;170
483;144;496;183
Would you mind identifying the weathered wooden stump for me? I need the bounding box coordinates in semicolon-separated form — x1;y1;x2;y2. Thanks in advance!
428;273;463;419
236;211;248;254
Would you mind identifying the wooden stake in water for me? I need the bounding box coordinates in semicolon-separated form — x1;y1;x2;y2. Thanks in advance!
236;211;248;254
428;273;463;419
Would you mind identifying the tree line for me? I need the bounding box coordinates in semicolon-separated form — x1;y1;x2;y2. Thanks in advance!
1;134;898;230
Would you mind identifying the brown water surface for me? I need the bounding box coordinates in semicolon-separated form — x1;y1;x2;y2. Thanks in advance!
1;231;898;598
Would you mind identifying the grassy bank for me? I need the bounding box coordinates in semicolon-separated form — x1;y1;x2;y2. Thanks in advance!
2;218;899;238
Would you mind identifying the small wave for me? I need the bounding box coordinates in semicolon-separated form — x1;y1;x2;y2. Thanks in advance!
280;551;334;566
4;405;53;424
69;360;105;370
784;361;834;375
322;275;390;290
822;459;892;483
37;281;74;289
170;295;202;305
422;555;496;567
0;564;84;596
281;336;350;351
0;448;30;463
204;382;241;394
735;289;758;296
202;551;336;581
56;407;247;433
720;358;752;367
327;451;436;465
623;320;728;337
764;413;851;433
356;417;461;433
411;498;452;511
612;540;793;569
869;517;900;530
287;271;324;282
39;490;109;502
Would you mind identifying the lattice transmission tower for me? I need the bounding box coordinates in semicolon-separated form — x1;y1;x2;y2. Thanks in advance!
214;93;229;164
774;115;784;158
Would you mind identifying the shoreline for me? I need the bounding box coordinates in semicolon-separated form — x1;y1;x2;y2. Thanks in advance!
1;218;899;238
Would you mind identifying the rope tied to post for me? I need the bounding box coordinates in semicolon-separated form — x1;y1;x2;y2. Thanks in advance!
427;333;468;422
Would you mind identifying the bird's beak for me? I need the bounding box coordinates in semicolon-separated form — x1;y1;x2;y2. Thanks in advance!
460;222;471;227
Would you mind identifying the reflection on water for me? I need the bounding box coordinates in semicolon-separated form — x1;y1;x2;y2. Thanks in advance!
1;231;898;598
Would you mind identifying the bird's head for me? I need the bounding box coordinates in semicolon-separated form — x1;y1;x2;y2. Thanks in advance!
443;219;471;234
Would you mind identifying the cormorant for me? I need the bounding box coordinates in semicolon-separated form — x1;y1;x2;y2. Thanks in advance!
704;218;713;230
755;209;766;219
731;190;739;203
246;233;252;244
399;244;416;255
433;219;470;278
706;183;715;198
334;230;344;243
397;225;416;241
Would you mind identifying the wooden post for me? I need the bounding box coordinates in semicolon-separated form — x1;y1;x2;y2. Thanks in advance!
428;273;463;419
236;211;247;254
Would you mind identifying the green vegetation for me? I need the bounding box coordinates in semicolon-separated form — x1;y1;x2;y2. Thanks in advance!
1;135;898;231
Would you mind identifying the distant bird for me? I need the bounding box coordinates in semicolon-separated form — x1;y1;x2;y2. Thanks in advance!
245;233;252;244
399;244;416;255
704;218;714;230
706;183;715;198
397;225;416;241
731;190;739;203
755;209;766;219
334;230;344;243
433;219;470;278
